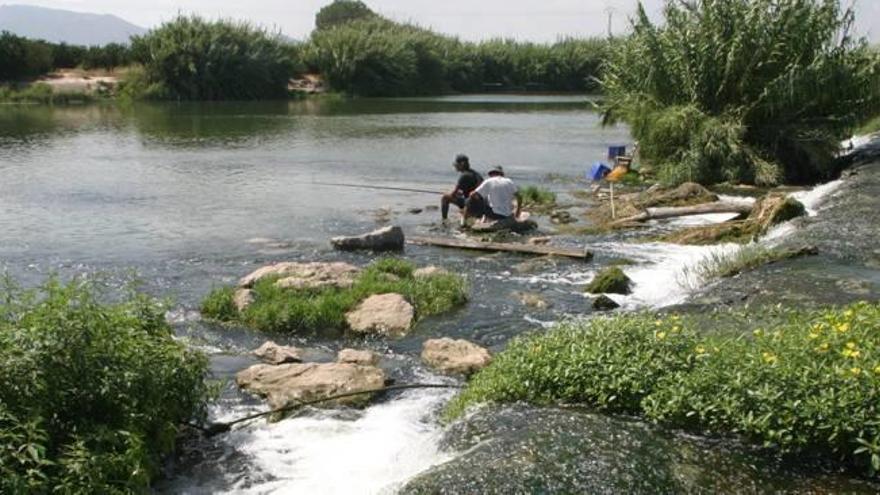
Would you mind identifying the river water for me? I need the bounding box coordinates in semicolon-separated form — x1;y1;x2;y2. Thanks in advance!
0;96;874;493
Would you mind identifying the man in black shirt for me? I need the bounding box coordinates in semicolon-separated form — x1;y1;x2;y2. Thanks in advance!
442;154;483;221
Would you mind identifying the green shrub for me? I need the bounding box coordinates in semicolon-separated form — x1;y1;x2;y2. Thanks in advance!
0;278;210;493
0;83;96;104
131;16;301;100
202;259;468;332
518;185;556;207
0;31;53;81
448;303;880;475
601;0;880;185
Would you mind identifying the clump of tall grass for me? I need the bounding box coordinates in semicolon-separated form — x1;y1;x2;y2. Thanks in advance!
519;185;557;207
0;83;95;104
601;0;880;186
201;258;468;333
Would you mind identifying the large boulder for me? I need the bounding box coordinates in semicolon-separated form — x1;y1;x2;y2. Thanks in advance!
252;341;303;365
331;226;405;252
236;362;386;411
345;293;415;336
585;267;633;295
337;348;380;366
592;295;621;311
238;262;360;290
422;338;492;376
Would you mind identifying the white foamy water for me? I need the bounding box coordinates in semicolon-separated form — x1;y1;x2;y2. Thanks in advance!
208;387;454;495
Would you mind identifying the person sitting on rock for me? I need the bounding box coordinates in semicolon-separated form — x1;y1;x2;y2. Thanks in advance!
462;166;522;226
441;154;483;222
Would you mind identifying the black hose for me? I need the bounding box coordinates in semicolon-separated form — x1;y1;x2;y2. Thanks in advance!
185;383;461;438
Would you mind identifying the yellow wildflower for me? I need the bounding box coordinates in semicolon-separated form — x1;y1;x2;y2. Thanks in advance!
695;345;707;355
654;320;663;326
656;331;667;340
808;332;820;340
836;322;851;333
763;352;778;365
850;367;862;376
753;329;764;338
874;364;880;374
847;342;857;349
816;342;830;353
842;349;861;359
844;309;854;319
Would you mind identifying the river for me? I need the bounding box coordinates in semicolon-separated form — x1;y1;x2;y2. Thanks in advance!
1;96;876;493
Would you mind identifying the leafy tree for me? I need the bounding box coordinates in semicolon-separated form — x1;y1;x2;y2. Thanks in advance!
315;0;377;30
0;31;53;81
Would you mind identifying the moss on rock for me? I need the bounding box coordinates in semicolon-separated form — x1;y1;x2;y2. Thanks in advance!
585;267;633;295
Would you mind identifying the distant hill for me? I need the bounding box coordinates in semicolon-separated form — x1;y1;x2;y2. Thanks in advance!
0;4;147;45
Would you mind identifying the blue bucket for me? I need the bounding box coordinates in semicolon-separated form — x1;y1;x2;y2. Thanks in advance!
608;145;627;160
589;162;611;181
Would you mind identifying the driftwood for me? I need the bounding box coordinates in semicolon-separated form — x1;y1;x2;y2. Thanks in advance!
408;236;593;261
608;201;753;227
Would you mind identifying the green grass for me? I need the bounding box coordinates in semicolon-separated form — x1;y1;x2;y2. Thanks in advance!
202;258;468;333
0;278;210;493
447;303;880;475
0;83;96;104
857;115;880;135
519;185;557;208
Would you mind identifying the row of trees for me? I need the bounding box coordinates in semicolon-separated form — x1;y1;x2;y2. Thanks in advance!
0;31;135;81
304;3;608;96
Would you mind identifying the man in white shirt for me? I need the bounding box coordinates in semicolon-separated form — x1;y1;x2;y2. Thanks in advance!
462;166;522;226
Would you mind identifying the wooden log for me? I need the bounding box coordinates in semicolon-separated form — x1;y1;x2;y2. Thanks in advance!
608;202;753;227
407;236;593;261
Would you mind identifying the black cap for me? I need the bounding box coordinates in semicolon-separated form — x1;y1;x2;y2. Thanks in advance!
454;154;469;165
488;165;504;176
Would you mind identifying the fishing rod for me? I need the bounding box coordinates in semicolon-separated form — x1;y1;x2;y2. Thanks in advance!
302;181;444;195
185;382;461;437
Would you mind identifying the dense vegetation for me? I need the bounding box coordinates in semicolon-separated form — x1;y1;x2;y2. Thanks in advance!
0;279;210;493
202;259;467;333
448;302;880;475
128;16;299;100
304;1;607;96
601;0;880;186
0;30;135;82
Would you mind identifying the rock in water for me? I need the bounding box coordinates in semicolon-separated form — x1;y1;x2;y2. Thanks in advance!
515;292;551;310
592;295;620;311
238;262;360;290
233;288;255;312
345;293;415;336
585;267;633;295
236;362;386;411
331;226;405;252
337;348;380;366
252;341;303;365
422;338;492;376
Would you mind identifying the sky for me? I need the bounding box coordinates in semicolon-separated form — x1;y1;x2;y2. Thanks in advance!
6;0;880;42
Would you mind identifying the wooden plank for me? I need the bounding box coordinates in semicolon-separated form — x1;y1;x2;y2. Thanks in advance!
408;236;593;261
608;201;753;227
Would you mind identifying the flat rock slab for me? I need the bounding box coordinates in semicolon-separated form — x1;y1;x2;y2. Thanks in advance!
422;338;492;376
346;293;415;336
331;226;404;252
337;348;380;366
238;262;360;290
253;341;303;365
236;362;386;411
